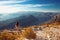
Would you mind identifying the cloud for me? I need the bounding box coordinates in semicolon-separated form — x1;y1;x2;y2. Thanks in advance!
0;4;59;14
0;0;27;5
0;4;48;14
13;4;45;7
0;5;20;14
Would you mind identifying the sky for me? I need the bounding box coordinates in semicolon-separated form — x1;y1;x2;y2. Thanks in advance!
0;0;60;21
0;0;60;14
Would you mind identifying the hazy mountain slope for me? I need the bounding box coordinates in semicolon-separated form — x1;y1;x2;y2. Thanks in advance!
41;13;60;27
0;12;59;30
48;13;60;23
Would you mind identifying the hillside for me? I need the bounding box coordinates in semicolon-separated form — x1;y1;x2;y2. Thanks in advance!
40;14;60;28
0;13;60;40
0;12;59;30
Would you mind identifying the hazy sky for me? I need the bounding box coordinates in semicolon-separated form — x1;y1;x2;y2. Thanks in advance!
0;0;60;14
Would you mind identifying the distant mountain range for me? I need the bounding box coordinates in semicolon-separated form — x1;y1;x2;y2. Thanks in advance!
0;12;59;30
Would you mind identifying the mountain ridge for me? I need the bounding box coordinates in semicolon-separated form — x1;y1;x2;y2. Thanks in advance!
0;12;59;30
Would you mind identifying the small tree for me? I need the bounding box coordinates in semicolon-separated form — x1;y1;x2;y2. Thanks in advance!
22;28;36;40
